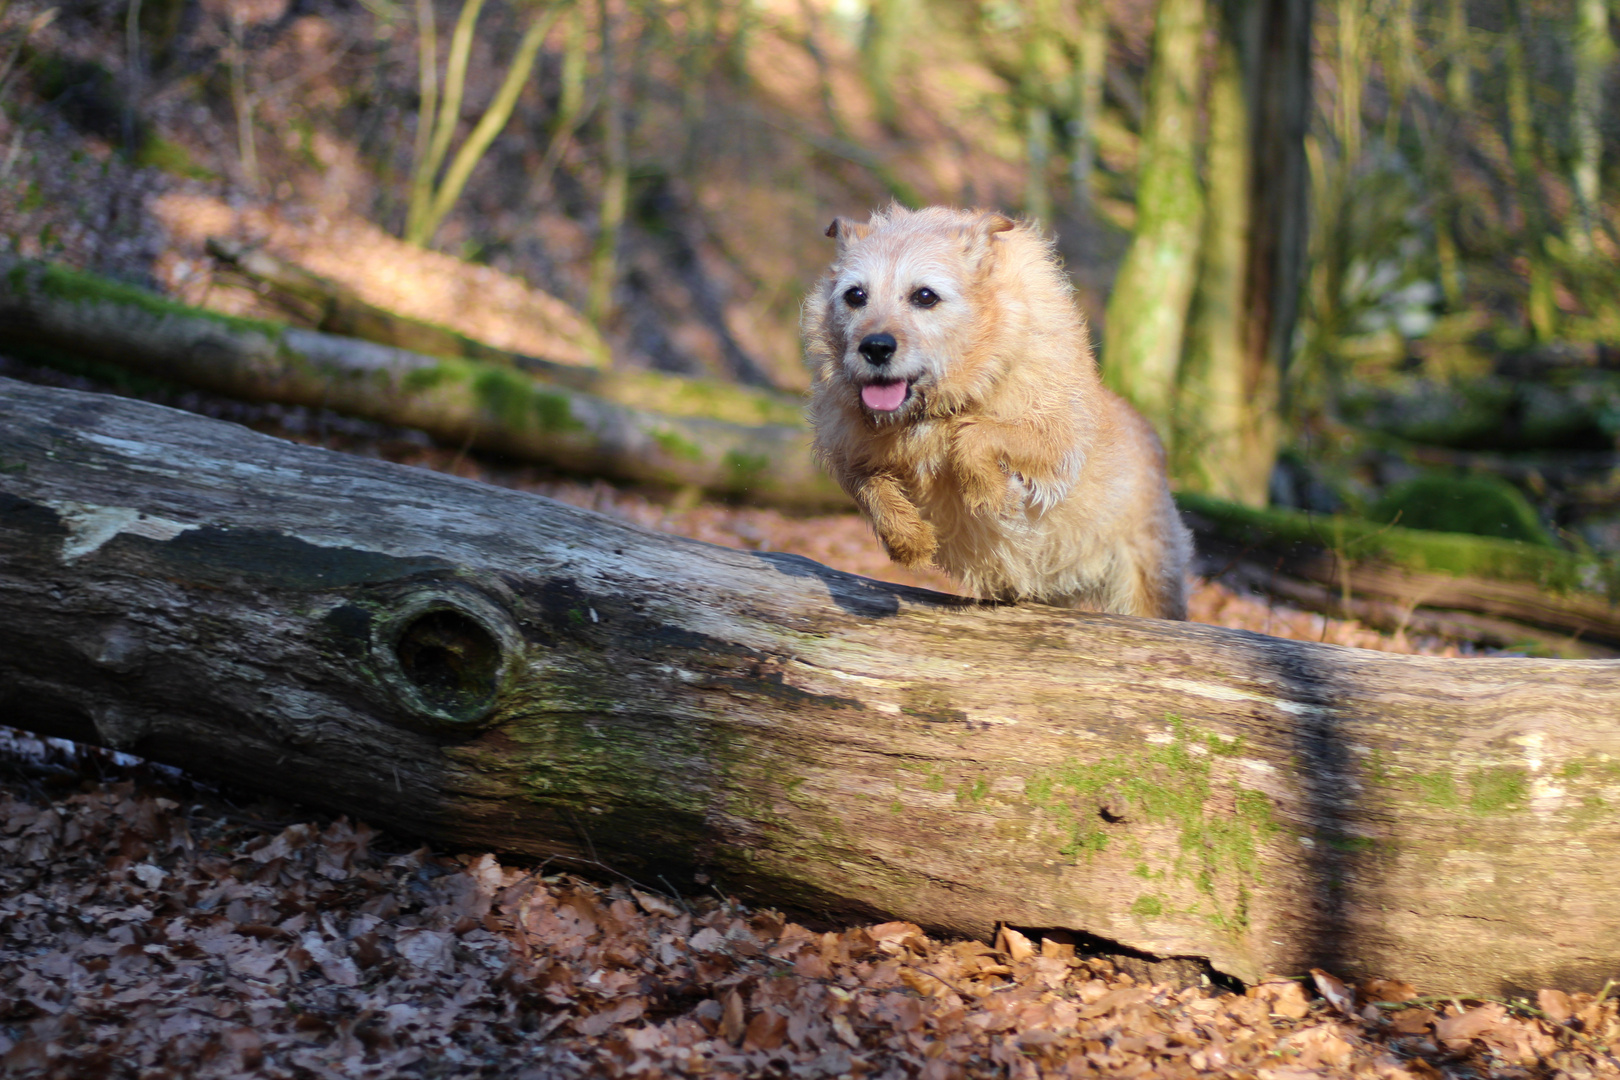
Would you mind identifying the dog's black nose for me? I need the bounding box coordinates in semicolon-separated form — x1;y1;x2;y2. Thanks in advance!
858;333;897;366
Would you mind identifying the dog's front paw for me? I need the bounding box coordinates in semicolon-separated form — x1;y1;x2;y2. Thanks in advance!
958;457;1012;516
878;514;937;567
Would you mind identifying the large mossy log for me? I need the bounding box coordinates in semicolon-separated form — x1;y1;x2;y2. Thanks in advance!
4;377;1620;995
0;260;833;507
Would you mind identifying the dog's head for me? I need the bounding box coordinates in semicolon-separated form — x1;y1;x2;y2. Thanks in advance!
805;206;1018;422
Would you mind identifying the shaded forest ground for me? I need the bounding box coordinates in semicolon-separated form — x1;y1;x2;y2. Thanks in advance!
7;723;1620;1080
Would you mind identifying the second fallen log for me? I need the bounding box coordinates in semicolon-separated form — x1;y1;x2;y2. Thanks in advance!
0;260;842;509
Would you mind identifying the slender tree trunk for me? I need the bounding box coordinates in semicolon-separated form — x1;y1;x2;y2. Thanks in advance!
1100;0;1206;447
1445;0;1473;111
1176;13;1255;502
1067;0;1108;218
227;7;258;194
1571;0;1614;255
7;377;1620;997
1505;0;1557;340
860;0;909;129
587;0;628;328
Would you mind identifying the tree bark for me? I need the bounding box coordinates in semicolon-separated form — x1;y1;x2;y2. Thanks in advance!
1101;0;1205;449
0;260;835;508
5;377;1620;996
1173;0;1308;506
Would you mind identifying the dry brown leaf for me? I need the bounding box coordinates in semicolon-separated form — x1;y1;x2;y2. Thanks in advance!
996;926;1036;962
1311;968;1357;1019
1538;987;1574;1022
1359;977;1418;1005
1255;980;1313;1020
743;1008;787;1052
719;988;747;1045
1434;1002;1507;1045
1388;1006;1437;1035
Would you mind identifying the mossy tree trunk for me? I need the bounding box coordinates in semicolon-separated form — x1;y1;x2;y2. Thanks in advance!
1175;8;1255;503
6;377;1620;996
1173;0;1309;506
1570;0;1614;255
1100;0;1206;450
1504;0;1558;340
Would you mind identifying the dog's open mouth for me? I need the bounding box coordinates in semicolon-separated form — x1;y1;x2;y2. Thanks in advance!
860;380;910;412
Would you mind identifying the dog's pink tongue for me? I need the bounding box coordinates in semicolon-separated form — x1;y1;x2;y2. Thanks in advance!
861;381;908;412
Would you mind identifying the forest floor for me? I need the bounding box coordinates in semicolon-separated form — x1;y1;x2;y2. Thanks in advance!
3;728;1618;1080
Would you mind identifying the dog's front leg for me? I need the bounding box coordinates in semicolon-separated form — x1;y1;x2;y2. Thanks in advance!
949;421;1016;516
951;419;1075;517
849;472;936;567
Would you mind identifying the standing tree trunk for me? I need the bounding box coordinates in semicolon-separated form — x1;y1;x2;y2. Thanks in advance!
1174;0;1310;505
1505;0;1558;340
1067;0;1108;219
587;0;628;328
1571;0;1614;255
1101;0;1206;450
1175;7;1253;502
6;376;1620;996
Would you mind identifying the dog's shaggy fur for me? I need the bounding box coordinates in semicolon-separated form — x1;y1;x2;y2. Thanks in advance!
803;205;1192;619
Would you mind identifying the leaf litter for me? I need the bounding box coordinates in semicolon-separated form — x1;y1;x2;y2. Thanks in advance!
3;736;1616;1079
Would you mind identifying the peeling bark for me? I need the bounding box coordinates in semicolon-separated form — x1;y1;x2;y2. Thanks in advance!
3;378;1620;995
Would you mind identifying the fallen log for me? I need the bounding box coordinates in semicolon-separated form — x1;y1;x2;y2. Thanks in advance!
3;376;1620;996
0;260;838;508
1182;493;1620;652
203;239;806;427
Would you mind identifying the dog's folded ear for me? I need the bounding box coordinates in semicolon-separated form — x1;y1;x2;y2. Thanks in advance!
961;211;1016;270
825;217;872;251
977;212;1015;235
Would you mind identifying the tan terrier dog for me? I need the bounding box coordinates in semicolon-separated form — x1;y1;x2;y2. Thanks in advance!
803;205;1191;619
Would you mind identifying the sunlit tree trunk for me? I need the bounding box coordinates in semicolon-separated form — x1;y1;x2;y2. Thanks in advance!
1431;0;1470;307
1067;0;1108;218
860;0;910;129
1100;0;1206;447
1177;18;1253;502
1571;0;1615;255
1445;0;1473;111
1176;0;1309;506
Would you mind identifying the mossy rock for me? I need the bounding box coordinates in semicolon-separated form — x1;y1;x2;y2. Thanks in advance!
1371;474;1555;547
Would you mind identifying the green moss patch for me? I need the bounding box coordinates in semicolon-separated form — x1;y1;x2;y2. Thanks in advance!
1371;474;1555;547
1025;718;1279;931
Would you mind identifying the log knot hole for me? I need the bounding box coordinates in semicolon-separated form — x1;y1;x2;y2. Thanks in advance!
395;609;501;714
370;586;524;732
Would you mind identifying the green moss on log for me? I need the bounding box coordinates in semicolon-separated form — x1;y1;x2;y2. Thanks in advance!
1178;490;1618;599
7;260;284;338
1023;718;1279;931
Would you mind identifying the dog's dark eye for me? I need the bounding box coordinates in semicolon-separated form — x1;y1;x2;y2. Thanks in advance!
843;286;867;308
912;287;940;308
